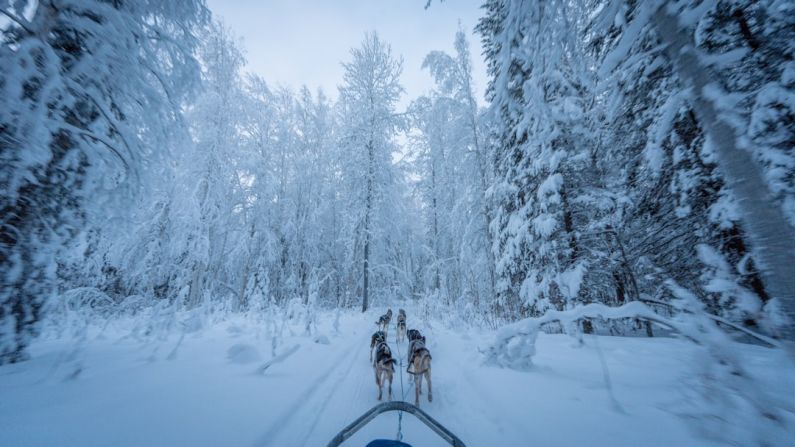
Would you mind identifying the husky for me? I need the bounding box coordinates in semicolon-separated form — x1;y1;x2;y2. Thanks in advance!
373;341;396;401
396;309;407;343
407;331;432;406
369;330;386;362
376;309;393;335
406;328;421;345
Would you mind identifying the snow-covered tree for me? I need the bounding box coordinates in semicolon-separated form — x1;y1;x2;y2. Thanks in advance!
586;0;793;334
415;28;495;313
0;0;208;363
476;0;593;319
337;32;409;312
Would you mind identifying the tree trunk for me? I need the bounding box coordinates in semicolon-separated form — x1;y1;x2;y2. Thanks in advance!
560;186;579;261
362;140;374;313
431;157;441;291
188;261;205;308
609;226;652;336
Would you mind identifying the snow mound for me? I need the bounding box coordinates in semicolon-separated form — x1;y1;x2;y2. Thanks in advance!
226;344;261;364
313;334;330;345
180;312;204;333
226;324;244;336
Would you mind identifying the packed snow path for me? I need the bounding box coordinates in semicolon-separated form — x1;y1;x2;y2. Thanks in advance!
1;309;792;446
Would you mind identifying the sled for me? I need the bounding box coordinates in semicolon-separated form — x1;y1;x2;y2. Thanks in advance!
326;401;466;447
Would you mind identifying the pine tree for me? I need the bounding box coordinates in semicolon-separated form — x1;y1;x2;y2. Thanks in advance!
477;0;592;319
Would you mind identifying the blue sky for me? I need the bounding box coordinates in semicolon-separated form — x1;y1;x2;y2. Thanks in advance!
206;0;488;107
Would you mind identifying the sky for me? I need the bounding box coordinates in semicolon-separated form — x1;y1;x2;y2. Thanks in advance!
206;0;489;108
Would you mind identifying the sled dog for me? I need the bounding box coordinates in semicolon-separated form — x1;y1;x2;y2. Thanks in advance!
373;341;396;401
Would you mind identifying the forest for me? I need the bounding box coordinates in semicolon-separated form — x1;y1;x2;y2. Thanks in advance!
1;0;794;446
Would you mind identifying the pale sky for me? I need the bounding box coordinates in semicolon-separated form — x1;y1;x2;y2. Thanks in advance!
206;0;489;107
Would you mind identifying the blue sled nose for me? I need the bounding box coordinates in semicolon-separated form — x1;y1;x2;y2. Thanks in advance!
366;440;412;447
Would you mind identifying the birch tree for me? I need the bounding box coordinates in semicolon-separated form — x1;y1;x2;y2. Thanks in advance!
337;32;406;312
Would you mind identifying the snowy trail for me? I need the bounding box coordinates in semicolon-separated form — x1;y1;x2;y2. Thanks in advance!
1;310;794;446
253;338;359;444
254;315;457;446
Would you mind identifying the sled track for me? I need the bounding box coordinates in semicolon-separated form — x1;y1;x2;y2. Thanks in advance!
296;340;368;446
253;337;363;446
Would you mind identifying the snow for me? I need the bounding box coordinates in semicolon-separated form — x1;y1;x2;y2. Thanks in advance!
226;343;261;364
643;91;683;175
557;262;587;301
597;1;655;78
532;213;558;238
2;308;793;447
782;61;795;87
697;245;762;317
536;173;563;203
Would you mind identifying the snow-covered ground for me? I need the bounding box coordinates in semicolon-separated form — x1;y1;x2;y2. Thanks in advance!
1;309;793;446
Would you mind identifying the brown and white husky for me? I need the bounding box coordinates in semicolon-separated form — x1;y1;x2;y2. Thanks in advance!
373;340;396;401
407;331;432;406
